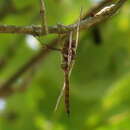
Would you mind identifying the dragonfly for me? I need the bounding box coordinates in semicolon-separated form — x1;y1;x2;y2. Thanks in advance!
61;33;76;115
54;9;82;116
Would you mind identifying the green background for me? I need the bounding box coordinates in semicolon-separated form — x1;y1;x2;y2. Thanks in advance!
0;0;130;130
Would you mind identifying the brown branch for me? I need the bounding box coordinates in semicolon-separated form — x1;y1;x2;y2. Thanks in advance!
0;0;127;97
82;0;114;19
81;0;120;45
40;0;48;34
0;15;41;71
0;0;127;36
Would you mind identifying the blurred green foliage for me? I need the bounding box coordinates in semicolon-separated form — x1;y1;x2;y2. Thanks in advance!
0;0;130;130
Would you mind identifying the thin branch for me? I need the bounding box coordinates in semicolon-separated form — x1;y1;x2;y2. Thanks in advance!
0;0;127;97
0;15;42;71
40;0;48;34
0;0;127;36
82;0;114;19
80;0;115;45
76;8;82;50
54;80;65;112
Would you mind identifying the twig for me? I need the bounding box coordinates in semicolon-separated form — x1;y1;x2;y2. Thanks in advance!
54;0;126;114
81;0;114;45
54;80;65;112
40;0;48;34
0;0;127;36
82;0;114;19
0;0;127;98
76;8;82;51
0;14;42;71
